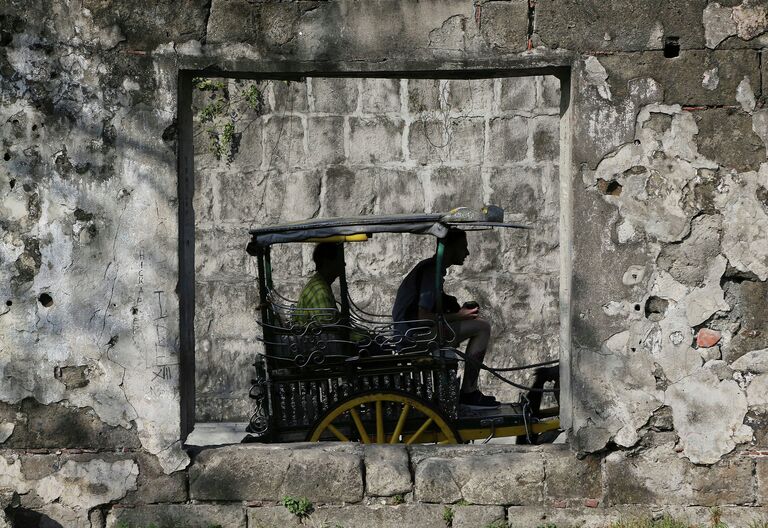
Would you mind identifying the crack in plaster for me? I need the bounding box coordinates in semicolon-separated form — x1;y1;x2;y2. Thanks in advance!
578;98;766;462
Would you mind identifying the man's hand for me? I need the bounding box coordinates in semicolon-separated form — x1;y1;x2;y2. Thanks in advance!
457;306;479;320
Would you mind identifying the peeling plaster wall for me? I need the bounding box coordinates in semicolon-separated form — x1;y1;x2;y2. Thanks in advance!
1;0;768;525
570;45;768;464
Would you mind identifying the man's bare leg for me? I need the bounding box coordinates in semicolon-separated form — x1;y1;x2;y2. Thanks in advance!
448;318;491;394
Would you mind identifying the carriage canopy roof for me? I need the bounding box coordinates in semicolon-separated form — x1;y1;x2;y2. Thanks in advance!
248;205;531;247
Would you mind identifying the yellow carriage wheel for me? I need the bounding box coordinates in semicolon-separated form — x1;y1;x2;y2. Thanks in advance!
307;390;461;444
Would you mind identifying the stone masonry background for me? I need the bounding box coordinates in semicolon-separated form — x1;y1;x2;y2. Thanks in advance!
0;0;767;526
193;75;561;421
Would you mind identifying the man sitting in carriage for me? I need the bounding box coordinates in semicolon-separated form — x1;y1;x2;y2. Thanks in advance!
293;242;345;325
393;228;499;408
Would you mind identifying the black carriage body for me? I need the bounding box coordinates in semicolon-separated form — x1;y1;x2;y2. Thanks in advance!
245;207;535;442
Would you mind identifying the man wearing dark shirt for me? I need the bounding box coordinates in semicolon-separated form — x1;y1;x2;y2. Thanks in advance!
393;229;498;407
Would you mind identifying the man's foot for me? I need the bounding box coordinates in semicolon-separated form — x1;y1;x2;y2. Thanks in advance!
459;390;500;408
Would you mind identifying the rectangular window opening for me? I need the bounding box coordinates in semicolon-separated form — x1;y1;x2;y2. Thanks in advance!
179;71;570;448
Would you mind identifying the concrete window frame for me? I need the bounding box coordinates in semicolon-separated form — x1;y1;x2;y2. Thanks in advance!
175;59;574;444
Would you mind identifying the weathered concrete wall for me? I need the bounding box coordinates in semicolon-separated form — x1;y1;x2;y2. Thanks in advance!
0;0;767;526
192;75;561;421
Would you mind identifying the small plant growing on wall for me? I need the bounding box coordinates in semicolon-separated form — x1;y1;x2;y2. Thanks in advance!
442;506;454;527
192;77;268;161
282;495;315;519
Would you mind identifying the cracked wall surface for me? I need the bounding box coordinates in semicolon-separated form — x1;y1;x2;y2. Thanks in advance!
1;0;768;525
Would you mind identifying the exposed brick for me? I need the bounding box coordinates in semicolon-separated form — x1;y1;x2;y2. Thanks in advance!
538;75;561;110
697;328;722;348
693;107;765;172
408;117;484;165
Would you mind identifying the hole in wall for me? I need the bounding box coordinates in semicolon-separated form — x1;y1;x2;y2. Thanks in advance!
5;300;11;306
38;293;53;307
644;296;668;322
663;37;680;58
597;178;622;196
9;178;15;189
3;152;10;161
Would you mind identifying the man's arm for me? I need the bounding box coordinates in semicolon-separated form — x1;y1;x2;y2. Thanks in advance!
417;306;478;322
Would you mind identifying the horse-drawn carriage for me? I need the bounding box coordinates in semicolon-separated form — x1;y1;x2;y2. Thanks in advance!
244;206;559;444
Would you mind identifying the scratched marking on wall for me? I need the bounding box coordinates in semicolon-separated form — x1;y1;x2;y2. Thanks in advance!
133;247;179;379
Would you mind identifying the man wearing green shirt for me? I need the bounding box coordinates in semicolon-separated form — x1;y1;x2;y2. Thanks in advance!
294;243;344;325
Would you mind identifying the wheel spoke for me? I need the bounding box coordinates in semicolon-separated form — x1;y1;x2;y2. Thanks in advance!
389;403;411;444
349;408;371;444
310;393;458;445
406;417;434;445
327;424;350;442
375;400;384;443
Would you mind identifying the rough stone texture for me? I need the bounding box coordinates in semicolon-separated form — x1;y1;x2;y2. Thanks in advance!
732;349;768;373
544;451;602;500
604;443;755;506
508;505;768;528
189;444;364;503
598;50;760;106
0;399;140;449
722;282;768;364
758;458;768;506
0;453;138;525
666;368;751;464
478;1;529;52
453;505;507;528
716;169;768;282
123;452;188;505
656;214;723;287
695;108;765;171
414;451;544;505
107;504;245;528
364;445;412;496
536;0;707;51
247;504;452;528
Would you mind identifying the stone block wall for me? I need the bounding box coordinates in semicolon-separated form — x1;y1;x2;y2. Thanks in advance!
192;75;561;421
1;0;768;526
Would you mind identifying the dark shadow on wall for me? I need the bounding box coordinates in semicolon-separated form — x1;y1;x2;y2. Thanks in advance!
6;508;64;528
